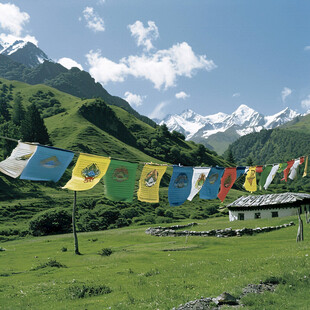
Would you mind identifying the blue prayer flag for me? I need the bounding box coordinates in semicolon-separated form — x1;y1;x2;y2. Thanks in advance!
20;145;74;182
236;166;246;179
199;166;224;199
168;166;193;206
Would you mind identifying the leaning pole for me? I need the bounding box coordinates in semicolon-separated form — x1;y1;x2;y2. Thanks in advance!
72;191;80;254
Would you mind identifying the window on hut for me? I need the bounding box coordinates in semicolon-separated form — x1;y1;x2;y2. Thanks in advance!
254;212;261;219
271;211;278;218
238;213;244;220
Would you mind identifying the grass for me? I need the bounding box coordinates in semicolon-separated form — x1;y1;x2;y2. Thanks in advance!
1;215;310;309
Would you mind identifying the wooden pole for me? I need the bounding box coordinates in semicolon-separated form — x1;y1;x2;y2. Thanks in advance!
297;207;304;242
72;191;81;254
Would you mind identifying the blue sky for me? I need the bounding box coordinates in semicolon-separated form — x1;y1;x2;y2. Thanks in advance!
1;0;310;119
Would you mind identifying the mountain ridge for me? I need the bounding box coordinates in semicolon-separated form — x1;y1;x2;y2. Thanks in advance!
159;104;301;154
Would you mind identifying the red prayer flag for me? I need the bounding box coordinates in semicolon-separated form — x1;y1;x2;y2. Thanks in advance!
256;166;263;173
217;167;237;202
281;159;295;182
300;157;305;165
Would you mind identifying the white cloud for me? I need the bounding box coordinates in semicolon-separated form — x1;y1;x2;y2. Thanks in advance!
304;46;310;51
281;87;292;103
149;101;169;119
124;91;145;107
175;91;189;99
128;20;159;51
0;3;30;36
82;7;105;32
98;0;106;4
86;42;216;89
86;50;129;83
232;92;240;98
301;95;310;110
58;57;83;70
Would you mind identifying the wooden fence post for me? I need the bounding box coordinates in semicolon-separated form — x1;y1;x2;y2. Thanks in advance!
72;191;81;254
297;207;304;242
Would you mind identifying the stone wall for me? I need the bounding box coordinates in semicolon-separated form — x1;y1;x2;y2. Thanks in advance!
145;222;295;238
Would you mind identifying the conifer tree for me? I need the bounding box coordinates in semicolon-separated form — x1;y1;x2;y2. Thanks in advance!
226;148;235;165
21;104;50;144
12;93;25;126
0;97;11;123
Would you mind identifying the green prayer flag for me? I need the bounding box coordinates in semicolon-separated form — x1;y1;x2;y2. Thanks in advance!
103;159;138;202
277;163;288;173
259;165;272;190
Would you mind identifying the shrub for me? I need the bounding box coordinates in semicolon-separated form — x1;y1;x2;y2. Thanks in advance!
98;248;113;256
32;259;67;270
29;208;72;236
68;283;112;299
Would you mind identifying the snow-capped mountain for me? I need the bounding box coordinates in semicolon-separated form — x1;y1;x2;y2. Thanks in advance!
0;40;51;67
159;104;301;154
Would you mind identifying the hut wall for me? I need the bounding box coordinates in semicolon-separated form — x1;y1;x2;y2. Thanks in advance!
229;207;298;221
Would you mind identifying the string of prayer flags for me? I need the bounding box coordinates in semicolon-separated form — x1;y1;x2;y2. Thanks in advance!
282;160;295;182
20;145;74;182
63;153;111;191
103;159;138;202
303;156;308;177
288;157;304;180
187;167;211;201
259;165;272;190
217;167;237;202
137;164;167;203
168;166;193;206
244;166;257;192
0;142;37;178
199;166;224;199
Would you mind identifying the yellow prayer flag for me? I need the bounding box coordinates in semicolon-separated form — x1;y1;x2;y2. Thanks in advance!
243;166;257;192
303;156;308;178
137;164;167;203
63;153;111;191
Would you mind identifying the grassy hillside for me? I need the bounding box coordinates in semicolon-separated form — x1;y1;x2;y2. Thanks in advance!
1;216;310;309
0;78;236;237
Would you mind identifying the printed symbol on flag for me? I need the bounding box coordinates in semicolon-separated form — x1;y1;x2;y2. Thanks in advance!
209;173;219;185
15;153;33;161
195;173;206;189
113;167;129;182
40;156;61;168
174;173;188;189
145;169;158;187
247;171;256;185
224;175;232;188
82;163;100;183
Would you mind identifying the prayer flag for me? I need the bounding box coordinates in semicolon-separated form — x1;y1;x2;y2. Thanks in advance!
303;156;308;177
243;166;257;192
0;142;37;178
103;159;138;202
63;153;111;191
199;167;224;199
259;165;272;190
282;160;294;182
236;167;246;179
256;166;263;173
168;166;193;206
288;158;302;180
187;167;211;201
217;167;237;202
264;164;279;190
277;163;288;173
20;145;74;182
137;164;167;203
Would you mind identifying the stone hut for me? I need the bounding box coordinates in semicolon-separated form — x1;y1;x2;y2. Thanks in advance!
227;192;310;221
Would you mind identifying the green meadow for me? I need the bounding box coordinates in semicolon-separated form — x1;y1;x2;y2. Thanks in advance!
1;215;310;310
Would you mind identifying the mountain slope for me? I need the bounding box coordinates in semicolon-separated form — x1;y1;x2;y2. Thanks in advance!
1;41;50;67
160;105;300;154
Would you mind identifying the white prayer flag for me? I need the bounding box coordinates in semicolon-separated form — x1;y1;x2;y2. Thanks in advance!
187;167;211;201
